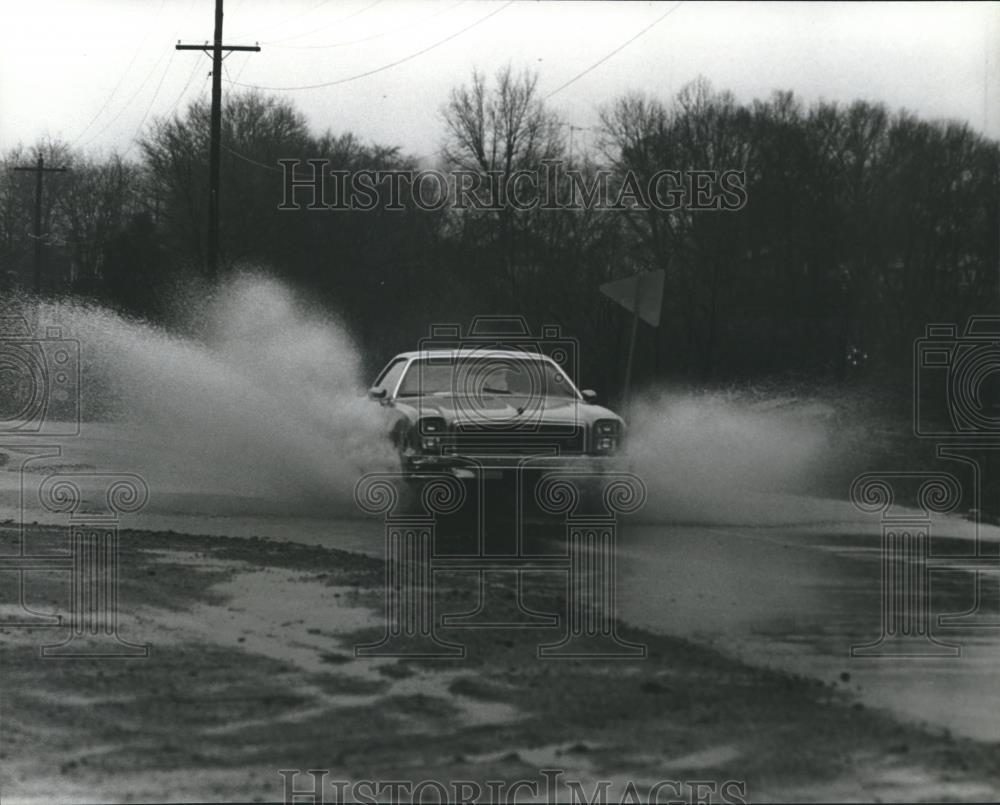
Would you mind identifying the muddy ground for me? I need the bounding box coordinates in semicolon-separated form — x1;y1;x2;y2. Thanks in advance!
1;523;999;804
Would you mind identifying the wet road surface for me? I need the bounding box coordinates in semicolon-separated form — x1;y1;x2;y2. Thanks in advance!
619;519;1000;742
3;429;999;743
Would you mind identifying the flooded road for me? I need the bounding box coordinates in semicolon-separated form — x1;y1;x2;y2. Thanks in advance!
620;517;1000;743
4;424;999;745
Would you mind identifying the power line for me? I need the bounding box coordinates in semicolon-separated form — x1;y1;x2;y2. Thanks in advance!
226;0;513;92
166;56;210;116
544;1;684;100
229;49;255;85
225;0;335;42
223;144;440;173
223;145;281;173
78;47;175;149
122;50;184;158
73;0;202;150
254;0;385;46
71;0;168;146
267;0;466;50
162;3;217;118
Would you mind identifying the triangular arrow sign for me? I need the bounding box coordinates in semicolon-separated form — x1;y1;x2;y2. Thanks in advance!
600;269;664;327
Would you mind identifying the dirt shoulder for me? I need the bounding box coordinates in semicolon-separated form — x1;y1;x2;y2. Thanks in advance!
1;524;998;804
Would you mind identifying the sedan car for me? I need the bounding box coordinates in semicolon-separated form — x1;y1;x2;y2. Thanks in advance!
369;348;625;481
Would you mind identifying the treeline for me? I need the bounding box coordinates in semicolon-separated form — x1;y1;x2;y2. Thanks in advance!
1;70;997;394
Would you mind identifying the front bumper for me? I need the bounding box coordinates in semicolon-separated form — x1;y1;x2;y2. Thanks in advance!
403;452;629;480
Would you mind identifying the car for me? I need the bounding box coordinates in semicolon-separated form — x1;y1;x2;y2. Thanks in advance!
368;348;626;484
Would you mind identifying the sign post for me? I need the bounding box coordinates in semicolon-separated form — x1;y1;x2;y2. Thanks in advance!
600;269;664;409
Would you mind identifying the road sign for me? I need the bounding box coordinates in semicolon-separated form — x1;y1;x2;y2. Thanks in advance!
600;269;665;409
599;269;664;327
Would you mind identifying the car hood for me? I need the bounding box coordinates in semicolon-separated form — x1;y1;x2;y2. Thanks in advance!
394;394;622;427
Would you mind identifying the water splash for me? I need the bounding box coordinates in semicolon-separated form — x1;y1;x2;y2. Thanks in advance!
5;278;839;529
21;271;396;518
624;387;834;525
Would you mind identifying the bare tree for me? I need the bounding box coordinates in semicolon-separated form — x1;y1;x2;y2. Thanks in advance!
54;153;139;288
141;90;314;269
443;66;562;174
599;79;753;378
441;65;564;301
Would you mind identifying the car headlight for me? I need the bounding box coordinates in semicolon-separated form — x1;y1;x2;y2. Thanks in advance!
417;417;447;452
593;420;621;454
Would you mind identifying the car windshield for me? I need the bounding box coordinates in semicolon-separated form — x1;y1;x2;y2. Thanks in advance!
396;357;578;400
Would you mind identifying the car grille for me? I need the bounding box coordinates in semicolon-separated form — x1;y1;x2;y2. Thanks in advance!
447;423;586;455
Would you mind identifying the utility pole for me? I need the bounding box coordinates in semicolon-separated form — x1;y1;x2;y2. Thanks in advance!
177;0;260;279
13;155;67;295
563;124;593;166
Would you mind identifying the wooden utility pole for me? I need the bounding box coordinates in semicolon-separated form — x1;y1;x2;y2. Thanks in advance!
177;0;260;278
13;155;68;295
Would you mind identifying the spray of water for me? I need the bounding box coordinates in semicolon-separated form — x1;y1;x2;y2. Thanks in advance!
624;387;834;525
7;274;841;529
29;271;396;518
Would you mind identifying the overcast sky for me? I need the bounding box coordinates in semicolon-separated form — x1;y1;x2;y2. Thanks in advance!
2;0;998;161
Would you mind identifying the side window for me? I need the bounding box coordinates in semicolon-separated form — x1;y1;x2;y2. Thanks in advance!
374;359;407;397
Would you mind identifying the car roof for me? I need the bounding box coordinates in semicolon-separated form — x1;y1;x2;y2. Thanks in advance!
392;349;557;360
